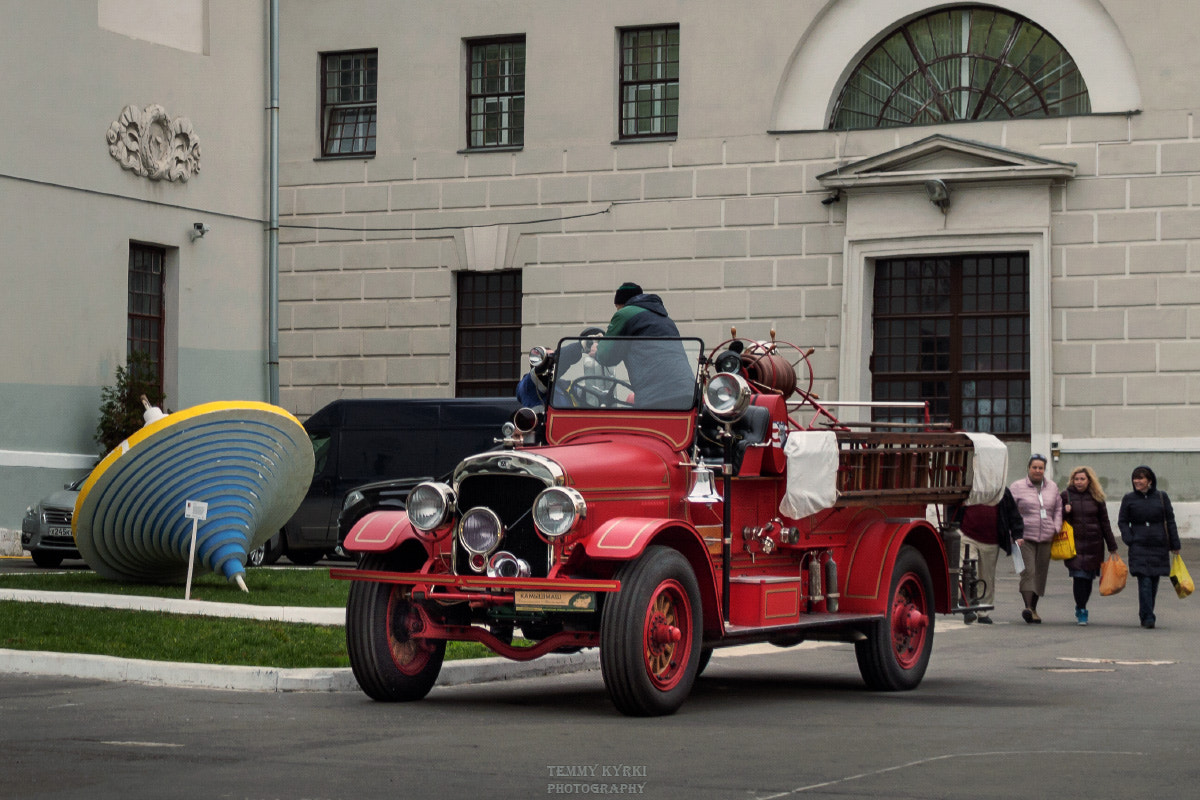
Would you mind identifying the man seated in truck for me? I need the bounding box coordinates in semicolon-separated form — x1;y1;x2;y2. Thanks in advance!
594;283;696;410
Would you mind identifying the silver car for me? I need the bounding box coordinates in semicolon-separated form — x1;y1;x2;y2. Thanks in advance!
21;476;86;568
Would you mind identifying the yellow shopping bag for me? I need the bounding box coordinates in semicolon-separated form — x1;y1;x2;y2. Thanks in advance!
1050;521;1076;561
1170;554;1193;599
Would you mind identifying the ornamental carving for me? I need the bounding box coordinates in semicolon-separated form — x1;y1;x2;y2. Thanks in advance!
106;104;201;182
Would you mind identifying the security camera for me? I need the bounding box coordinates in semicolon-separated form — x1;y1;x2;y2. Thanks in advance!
190;222;210;241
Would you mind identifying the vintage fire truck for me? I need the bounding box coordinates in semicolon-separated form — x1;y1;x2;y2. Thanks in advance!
333;333;1007;716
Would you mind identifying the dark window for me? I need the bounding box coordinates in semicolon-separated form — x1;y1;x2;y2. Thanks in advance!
619;25;679;139
127;243;165;396
830;6;1089;130
456;271;523;396
871;254;1030;439
321;50;377;156
467;37;525;149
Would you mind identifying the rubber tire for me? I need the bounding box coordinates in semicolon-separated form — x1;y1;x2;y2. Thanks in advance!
30;550;64;568
286;548;326;566
600;545;703;717
855;545;935;691
696;647;714;677
247;534;282;567
346;554;445;702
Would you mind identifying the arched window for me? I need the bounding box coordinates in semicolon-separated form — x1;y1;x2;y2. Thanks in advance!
830;6;1090;130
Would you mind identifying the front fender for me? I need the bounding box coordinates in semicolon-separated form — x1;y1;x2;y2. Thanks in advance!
583;517;722;637
344;510;426;554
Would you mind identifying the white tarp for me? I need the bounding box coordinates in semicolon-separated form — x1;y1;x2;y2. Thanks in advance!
964;432;1009;506
778;431;840;519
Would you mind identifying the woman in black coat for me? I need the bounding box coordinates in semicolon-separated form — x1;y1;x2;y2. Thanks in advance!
1117;465;1182;629
1061;466;1118;626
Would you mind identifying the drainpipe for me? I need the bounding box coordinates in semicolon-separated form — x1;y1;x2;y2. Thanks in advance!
267;0;280;404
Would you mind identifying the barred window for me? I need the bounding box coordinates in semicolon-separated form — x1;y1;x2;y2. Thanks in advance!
871;254;1030;438
321;50;377;156
456;271;523;396
467;37;525;149
831;6;1089;130
619;25;679;139
128;243;165;396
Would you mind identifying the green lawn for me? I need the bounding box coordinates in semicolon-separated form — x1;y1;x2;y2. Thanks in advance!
0;567;502;667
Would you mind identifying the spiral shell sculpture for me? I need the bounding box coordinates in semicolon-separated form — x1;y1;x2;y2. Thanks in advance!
72;401;314;588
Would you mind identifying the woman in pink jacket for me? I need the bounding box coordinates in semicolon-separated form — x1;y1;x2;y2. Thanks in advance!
1009;454;1063;623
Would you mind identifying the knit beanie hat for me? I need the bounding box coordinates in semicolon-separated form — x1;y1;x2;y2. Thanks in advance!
614;282;642;306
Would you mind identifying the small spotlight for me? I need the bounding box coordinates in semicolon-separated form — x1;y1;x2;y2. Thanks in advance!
923;180;951;212
820;189;842;206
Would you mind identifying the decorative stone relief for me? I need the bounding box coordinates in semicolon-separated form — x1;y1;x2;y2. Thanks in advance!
106;104;201;182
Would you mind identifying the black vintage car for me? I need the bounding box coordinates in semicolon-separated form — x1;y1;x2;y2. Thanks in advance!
251;397;519;565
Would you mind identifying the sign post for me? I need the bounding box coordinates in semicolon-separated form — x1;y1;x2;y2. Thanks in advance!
183;500;208;600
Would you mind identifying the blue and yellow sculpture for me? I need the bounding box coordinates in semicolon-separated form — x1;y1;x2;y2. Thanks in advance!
72;401;314;591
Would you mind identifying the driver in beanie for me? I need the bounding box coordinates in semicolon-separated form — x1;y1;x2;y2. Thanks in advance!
604;282;680;338
595;282;694;408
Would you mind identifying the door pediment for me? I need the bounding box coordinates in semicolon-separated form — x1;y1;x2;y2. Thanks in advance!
818;134;1075;189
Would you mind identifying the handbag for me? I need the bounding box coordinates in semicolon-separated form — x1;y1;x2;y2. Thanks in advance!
1170;554;1194;599
1099;552;1128;596
1050;521;1076;560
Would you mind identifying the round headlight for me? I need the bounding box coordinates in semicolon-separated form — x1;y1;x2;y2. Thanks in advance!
704;373;751;421
459;507;503;555
406;482;454;532
533;487;586;539
528;346;550;369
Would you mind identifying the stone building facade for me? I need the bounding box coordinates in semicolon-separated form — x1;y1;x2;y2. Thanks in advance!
277;0;1200;532
0;0;270;533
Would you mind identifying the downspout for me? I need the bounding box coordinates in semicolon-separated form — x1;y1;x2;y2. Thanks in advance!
267;0;280;404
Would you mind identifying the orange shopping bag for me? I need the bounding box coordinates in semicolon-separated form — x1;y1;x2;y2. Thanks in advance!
1099;552;1128;596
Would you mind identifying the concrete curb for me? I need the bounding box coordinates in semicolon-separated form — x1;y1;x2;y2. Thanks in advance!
0;648;600;693
0;588;344;626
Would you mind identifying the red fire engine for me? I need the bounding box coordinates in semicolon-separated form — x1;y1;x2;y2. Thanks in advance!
333;334;1006;716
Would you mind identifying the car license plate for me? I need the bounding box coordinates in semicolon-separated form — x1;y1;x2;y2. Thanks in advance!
47;526;73;538
514;590;596;612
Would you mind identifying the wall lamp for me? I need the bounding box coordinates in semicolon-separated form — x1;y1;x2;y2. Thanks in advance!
923;179;951;213
190;222;211;241
820;188;843;206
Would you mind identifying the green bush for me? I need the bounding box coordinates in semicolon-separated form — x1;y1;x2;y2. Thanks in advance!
94;351;167;456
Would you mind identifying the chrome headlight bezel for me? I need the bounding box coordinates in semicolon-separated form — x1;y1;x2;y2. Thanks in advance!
703;372;752;422
458;507;504;555
532;486;587;539
406;482;455;532
342;490;365;512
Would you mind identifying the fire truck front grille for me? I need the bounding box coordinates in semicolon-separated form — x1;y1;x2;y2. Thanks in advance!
454;474;551;578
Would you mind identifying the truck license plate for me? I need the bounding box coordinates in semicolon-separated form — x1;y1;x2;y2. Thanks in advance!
514;590;596;612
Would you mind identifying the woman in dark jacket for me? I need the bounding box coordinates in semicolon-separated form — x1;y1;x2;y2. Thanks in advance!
1061;466;1119;626
1117;465;1182;629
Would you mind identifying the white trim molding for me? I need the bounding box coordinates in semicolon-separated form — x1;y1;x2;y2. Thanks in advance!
0;449;97;470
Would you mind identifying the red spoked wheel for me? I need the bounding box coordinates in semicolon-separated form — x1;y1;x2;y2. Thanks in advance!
642;579;694;691
855;545;935;691
347;554;445;701
601;546;703;716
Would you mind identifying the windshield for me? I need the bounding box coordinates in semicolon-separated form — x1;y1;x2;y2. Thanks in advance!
549;337;703;411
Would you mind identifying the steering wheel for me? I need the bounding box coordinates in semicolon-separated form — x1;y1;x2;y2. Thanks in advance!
566;375;635;408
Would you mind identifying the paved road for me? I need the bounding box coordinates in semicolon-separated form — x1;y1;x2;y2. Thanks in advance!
3;544;1198;800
